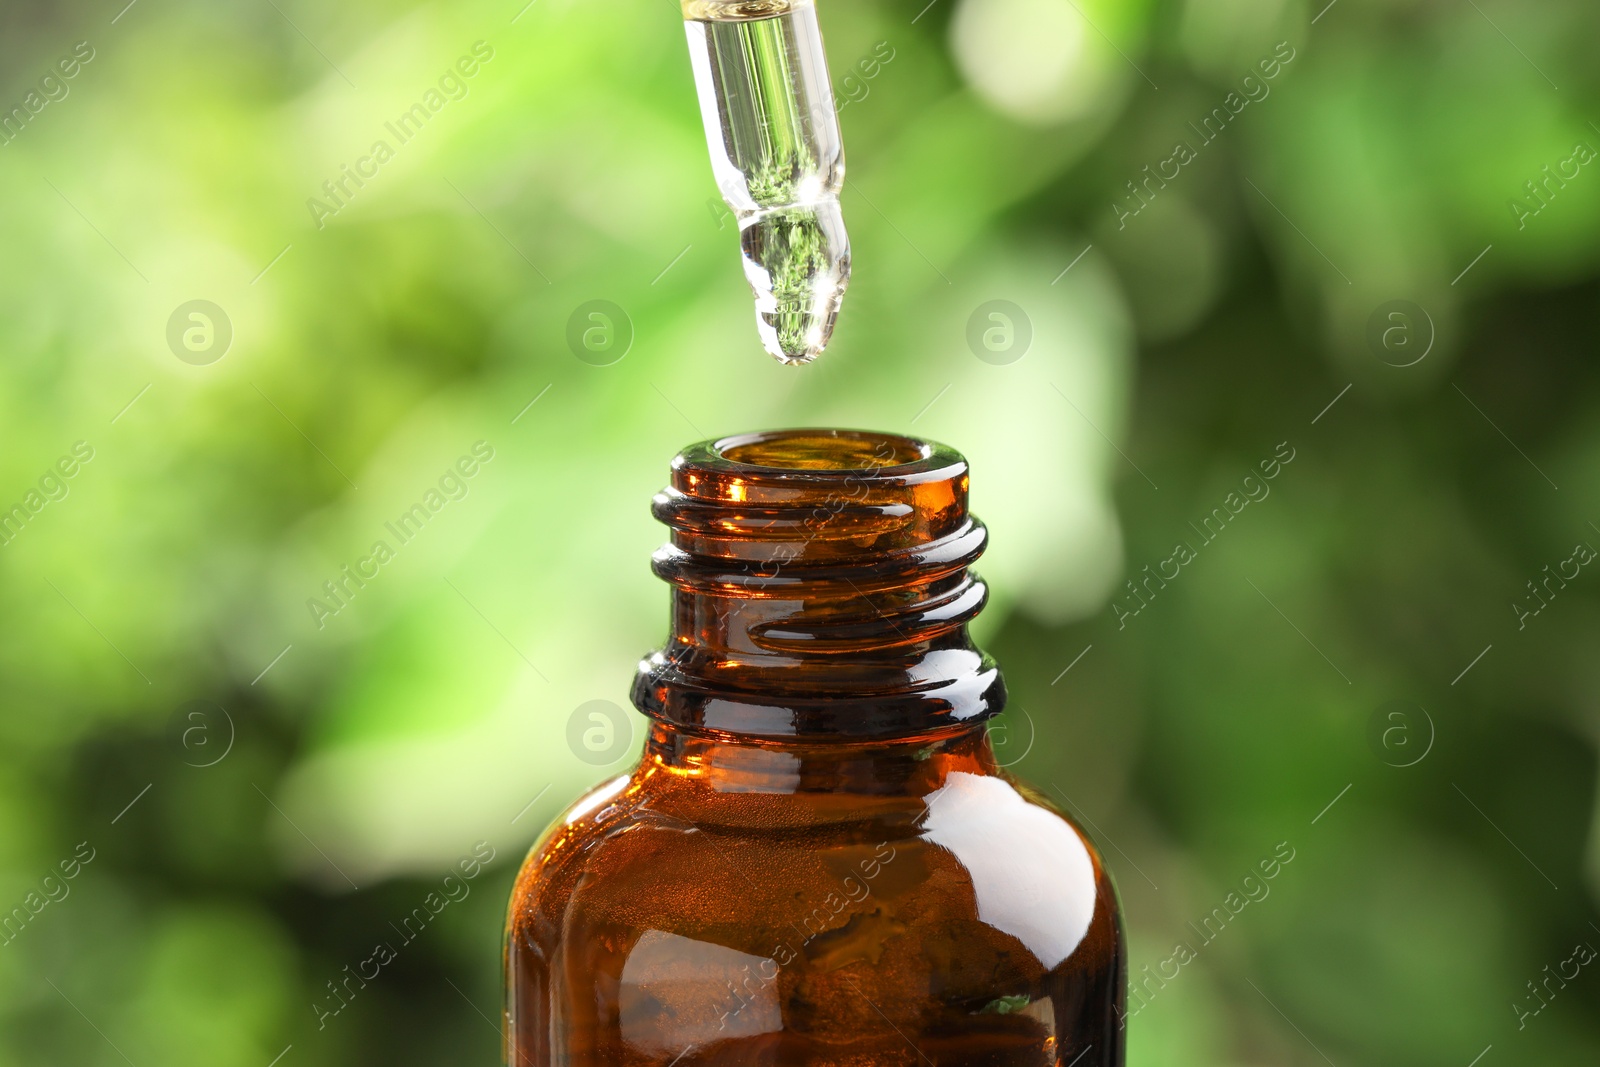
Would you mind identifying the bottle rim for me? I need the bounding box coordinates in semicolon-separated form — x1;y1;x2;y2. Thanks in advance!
675;428;964;487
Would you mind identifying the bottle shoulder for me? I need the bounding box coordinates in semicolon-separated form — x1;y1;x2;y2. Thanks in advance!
506;772;635;904
509;765;1120;977
515;765;1107;876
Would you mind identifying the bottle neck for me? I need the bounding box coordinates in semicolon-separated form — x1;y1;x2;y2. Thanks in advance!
639;721;1001;797
630;429;1006;743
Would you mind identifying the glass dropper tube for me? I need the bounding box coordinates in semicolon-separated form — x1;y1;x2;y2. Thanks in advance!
683;0;851;365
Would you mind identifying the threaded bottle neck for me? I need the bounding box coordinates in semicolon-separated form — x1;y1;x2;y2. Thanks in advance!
631;429;1005;741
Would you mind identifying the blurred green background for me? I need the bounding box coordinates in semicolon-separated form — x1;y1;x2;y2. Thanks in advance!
2;0;1598;1062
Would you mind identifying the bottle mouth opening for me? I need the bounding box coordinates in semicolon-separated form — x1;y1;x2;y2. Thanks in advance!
702;429;941;478
658;427;978;575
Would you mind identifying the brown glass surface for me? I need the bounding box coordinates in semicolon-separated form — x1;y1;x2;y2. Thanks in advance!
505;429;1125;1066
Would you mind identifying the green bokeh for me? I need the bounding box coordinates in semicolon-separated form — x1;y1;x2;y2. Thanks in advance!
0;0;1596;1062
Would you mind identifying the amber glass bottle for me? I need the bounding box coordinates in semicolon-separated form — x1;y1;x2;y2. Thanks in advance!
504;429;1125;1066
